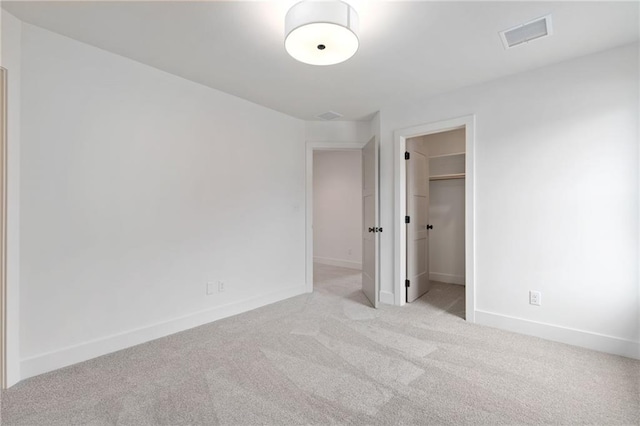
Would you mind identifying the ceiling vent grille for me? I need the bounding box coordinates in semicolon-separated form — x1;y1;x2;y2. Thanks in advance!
317;111;343;121
500;15;553;49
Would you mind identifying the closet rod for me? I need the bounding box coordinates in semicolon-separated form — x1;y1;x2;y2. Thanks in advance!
430;173;465;181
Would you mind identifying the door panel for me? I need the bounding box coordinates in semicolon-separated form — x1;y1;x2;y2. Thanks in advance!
407;138;431;302
362;137;378;308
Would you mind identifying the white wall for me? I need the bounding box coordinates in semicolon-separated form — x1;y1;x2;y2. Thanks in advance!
306;121;371;144
0;10;22;387
19;23;306;379
381;43;639;358
313;150;362;270
429;179;465;285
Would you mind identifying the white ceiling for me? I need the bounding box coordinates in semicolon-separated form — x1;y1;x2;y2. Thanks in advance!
3;1;639;120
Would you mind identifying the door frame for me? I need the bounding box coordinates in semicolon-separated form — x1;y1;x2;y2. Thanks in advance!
393;115;476;322
1;67;8;389
305;141;367;294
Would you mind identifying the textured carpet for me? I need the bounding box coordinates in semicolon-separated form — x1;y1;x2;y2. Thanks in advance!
1;263;639;425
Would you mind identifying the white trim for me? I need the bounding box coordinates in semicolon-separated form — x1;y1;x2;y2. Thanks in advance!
475;310;640;360
393;115;476;323
313;256;362;270
2;63;20;388
0;67;6;390
305;141;367;294
429;272;465;286
20;285;306;380
379;291;395;305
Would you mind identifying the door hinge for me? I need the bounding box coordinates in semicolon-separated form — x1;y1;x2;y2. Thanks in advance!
405;216;410;224
405;279;410;288
404;151;410;160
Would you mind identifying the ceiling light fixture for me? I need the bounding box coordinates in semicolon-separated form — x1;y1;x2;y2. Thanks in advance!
285;1;359;66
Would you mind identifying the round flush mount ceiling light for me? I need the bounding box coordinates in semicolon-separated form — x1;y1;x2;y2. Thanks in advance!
285;1;359;66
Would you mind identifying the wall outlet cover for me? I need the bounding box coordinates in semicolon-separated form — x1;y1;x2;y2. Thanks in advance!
529;290;541;306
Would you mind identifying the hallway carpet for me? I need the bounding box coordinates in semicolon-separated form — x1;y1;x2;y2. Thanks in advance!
2;264;638;425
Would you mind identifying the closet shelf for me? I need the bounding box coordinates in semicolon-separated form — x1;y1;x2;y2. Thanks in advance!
429;151;465;159
429;173;465;181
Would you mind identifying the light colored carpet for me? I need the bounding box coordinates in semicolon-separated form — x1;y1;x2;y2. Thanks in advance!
1;263;639;425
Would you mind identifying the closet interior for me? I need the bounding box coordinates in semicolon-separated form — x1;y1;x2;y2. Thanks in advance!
406;127;466;304
428;128;466;287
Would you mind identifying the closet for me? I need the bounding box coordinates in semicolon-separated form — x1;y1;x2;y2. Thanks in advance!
428;128;466;288
406;128;465;303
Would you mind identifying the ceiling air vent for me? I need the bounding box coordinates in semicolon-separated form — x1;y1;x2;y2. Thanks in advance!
500;15;553;49
317;111;343;121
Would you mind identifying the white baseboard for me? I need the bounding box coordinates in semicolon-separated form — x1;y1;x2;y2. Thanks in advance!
430;272;465;285
314;256;362;270
475;310;640;360
20;285;307;381
379;291;395;305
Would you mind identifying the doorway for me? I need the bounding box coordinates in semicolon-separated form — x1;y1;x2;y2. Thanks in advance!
313;150;362;270
394;115;475;322
305;138;379;308
406;128;466;306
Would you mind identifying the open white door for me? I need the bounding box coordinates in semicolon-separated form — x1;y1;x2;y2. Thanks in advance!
406;137;431;302
362;136;379;308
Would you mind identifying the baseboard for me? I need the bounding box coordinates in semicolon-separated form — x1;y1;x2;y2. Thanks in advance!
314;256;362;270
475;310;640;360
379;291;395;305
430;272;465;285
20;285;307;381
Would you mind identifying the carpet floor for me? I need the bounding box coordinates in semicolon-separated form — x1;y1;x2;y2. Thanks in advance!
1;263;639;425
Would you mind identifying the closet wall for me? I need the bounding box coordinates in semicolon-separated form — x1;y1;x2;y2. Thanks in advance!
426;129;465;285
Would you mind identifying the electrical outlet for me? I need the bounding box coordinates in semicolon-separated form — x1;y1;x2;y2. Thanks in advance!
529;290;541;306
218;281;225;293
206;282;216;295
348;248;352;255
